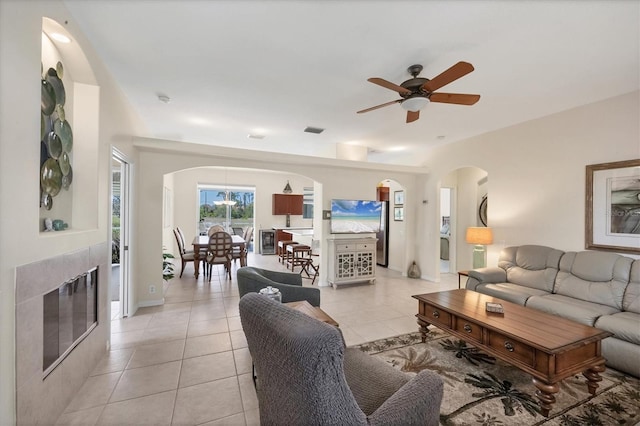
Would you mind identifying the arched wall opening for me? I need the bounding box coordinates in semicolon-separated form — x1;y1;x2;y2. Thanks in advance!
438;166;489;277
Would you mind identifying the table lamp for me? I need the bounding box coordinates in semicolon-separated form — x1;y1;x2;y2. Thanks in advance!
466;227;493;269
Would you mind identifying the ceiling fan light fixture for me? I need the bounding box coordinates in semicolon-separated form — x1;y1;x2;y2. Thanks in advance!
401;96;430;112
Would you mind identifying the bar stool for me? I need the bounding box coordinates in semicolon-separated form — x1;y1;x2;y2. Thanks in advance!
300;255;319;285
286;244;311;272
277;240;298;263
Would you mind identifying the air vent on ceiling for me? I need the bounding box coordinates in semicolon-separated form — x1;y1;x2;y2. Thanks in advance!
304;126;325;134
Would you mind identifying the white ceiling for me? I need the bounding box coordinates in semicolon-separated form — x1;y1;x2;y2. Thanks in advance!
63;1;640;166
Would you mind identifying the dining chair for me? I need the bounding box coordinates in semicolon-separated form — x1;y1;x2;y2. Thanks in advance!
206;231;233;280
232;227;244;236
243;226;254;250
173;228;197;278
207;224;226;236
177;226;208;276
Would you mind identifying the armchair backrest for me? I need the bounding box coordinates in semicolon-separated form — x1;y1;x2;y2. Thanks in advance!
239;293;368;425
237;266;320;306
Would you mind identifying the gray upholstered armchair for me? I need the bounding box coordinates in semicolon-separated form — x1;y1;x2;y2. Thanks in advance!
239;293;443;426
237;266;320;307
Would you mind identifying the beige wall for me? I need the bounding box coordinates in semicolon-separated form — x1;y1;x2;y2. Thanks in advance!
419;91;640;281
1;1;638;422
0;1;146;422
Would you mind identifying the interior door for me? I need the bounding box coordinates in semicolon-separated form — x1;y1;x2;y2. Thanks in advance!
112;149;132;318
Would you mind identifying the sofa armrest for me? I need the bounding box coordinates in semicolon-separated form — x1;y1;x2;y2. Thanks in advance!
368;369;443;426
465;267;506;290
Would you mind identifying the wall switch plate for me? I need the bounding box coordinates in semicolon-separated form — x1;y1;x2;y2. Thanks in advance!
149;284;156;294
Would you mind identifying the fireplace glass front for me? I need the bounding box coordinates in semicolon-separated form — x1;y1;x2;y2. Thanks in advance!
43;267;98;374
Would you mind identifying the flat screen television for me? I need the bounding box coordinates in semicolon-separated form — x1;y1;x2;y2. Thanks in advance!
330;199;382;234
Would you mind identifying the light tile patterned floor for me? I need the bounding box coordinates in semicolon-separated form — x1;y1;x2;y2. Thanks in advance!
56;252;458;425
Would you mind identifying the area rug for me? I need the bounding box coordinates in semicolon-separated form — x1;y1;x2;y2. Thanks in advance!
352;329;640;425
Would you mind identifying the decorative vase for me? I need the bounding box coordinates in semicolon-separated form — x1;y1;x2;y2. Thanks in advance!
408;261;421;279
259;286;282;303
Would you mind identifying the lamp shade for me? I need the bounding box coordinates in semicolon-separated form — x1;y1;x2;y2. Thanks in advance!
466;227;493;245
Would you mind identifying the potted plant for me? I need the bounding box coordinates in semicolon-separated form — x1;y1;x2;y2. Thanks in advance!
163;248;175;281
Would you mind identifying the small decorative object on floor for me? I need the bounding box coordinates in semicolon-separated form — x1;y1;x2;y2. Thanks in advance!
259;286;282;303
408;261;421;278
485;302;504;314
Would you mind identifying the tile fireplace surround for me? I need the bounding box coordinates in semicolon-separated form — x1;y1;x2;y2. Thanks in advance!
15;242;109;425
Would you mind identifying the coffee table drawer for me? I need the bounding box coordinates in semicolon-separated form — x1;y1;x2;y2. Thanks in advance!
421;303;452;328
487;330;534;367
454;319;483;343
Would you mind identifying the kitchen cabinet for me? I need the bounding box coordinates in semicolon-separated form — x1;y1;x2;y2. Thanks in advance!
272;194;303;215
327;237;376;287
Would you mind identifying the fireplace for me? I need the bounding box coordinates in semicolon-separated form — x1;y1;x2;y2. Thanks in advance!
43;267;98;375
15;243;109;425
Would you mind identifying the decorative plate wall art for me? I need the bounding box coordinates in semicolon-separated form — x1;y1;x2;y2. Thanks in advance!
40;61;73;211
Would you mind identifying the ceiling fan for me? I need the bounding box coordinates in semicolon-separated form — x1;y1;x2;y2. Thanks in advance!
357;62;480;123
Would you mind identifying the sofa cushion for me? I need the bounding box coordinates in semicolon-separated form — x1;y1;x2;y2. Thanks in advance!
595;312;640;345
554;252;632;310
497;245;563;292
623;260;640;314
526;294;619;326
475;283;550;306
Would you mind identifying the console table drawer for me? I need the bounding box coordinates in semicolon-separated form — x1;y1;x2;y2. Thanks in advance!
335;243;355;251
420;303;452;328
487;330;534;367
454;319;483;343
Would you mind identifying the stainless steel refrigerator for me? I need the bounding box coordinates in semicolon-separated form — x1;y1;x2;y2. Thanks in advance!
376;201;389;267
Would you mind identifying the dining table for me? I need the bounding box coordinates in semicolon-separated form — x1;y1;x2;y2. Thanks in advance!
192;234;246;278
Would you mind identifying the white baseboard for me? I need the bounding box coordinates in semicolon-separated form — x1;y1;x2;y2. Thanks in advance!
137;298;165;308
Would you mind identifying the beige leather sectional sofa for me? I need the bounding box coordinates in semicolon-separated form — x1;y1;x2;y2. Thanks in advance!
465;245;639;378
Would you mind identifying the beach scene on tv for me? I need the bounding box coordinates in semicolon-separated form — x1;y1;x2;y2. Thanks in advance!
331;200;382;233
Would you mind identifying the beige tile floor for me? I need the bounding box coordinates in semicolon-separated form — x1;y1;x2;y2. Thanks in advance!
56;252;458;425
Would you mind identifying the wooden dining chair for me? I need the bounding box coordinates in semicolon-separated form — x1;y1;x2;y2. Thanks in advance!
177;226;208;276
173;228;197;278
207;224;226;236
206;231;233;280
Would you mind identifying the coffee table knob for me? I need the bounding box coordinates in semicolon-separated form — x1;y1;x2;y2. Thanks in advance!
432;311;440;319
504;341;515;352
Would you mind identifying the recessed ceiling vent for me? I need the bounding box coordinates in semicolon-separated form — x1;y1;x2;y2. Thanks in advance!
304;126;325;134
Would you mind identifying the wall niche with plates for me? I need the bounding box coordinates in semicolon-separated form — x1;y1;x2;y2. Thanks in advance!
40;59;73;231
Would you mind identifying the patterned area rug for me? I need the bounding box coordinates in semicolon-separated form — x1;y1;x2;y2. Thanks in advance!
352;329;640;425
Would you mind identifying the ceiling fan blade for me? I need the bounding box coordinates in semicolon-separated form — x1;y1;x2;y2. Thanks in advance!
368;78;411;95
422;61;475;92
429;93;480;105
406;110;420;123
357;99;401;114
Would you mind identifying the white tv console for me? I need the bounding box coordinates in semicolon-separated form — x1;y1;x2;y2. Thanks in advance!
327;237;377;288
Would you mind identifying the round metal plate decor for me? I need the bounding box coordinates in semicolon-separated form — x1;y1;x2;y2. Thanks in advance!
40;141;48;168
59;152;71;176
45;68;65;106
41;158;62;197
62;166;73;190
54;119;73;153
56;61;64;79
45;131;62;159
41;79;56;116
41;191;53;210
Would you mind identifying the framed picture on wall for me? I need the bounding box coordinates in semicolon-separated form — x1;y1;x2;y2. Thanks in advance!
394;206;404;221
394;190;404;205
585;159;640;254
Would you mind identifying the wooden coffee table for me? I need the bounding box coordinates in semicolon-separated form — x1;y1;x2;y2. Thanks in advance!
413;289;612;416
